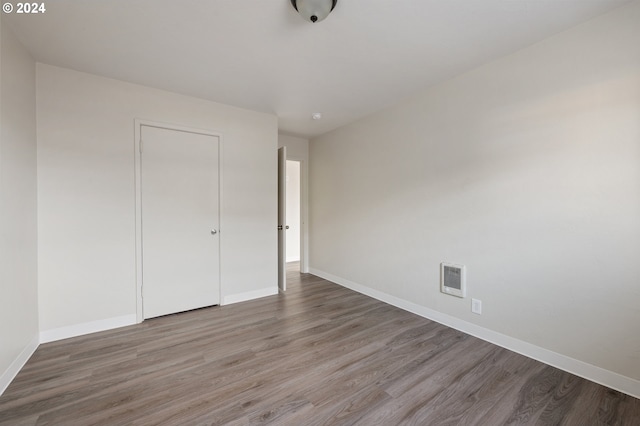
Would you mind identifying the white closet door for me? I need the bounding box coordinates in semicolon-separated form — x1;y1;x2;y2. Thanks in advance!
141;125;220;319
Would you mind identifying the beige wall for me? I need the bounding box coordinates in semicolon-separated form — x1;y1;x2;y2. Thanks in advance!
279;134;309;160
310;1;640;392
0;19;39;393
37;64;278;334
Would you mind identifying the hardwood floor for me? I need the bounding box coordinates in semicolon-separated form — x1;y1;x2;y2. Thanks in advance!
1;263;639;425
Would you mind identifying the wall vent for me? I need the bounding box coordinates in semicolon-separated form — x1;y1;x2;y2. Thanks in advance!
440;262;466;298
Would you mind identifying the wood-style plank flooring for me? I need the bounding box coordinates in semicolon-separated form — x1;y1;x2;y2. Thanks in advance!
1;263;639;425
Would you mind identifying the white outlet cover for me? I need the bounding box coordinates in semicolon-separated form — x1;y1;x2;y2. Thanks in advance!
471;298;482;315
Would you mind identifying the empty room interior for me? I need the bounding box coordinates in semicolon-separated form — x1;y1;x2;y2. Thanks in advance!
1;0;639;424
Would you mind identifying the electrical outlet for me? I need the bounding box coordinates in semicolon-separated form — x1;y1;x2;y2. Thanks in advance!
471;299;482;315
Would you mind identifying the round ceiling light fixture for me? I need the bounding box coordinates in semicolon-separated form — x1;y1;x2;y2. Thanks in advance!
290;0;338;23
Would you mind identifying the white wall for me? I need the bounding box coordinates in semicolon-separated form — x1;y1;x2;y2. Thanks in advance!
37;64;278;335
278;134;309;271
0;19;39;394
309;1;640;395
286;160;301;262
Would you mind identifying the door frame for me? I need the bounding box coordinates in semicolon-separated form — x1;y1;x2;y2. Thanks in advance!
290;155;309;274
277;147;287;292
134;119;223;323
283;157;308;272
286;154;308;273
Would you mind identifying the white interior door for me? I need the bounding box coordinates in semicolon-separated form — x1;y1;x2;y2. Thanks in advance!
277;146;287;292
141;125;220;319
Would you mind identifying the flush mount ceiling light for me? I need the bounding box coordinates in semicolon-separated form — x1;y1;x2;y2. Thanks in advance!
290;0;338;23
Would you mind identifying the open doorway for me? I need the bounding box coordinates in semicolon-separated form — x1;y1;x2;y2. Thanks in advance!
277;140;308;291
286;160;301;273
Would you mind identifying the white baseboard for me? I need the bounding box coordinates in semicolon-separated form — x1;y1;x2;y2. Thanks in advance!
309;268;640;399
0;335;39;396
222;287;278;306
40;314;137;344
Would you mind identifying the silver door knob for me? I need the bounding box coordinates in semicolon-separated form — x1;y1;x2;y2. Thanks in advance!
211;229;217;235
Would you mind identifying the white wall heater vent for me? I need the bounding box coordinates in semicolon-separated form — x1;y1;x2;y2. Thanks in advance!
440;262;466;298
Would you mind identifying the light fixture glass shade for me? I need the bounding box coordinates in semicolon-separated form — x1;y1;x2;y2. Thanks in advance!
291;0;337;23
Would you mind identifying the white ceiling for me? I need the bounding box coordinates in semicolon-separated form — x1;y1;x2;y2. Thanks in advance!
5;0;630;138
